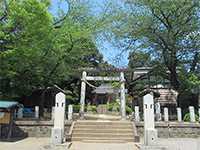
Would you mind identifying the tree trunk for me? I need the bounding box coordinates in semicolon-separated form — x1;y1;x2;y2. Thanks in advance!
169;49;180;90
169;66;180;90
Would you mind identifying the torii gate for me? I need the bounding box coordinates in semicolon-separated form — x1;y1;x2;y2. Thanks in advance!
79;71;126;120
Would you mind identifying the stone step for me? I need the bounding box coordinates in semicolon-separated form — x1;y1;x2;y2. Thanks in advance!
71;120;135;143
76;123;132;127
75;123;132;127
80;139;127;143
74;125;132;130
71;137;134;142
73;128;133;133
72;133;134;138
76;121;131;125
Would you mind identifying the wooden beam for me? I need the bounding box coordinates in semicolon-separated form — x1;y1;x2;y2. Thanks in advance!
85;76;121;81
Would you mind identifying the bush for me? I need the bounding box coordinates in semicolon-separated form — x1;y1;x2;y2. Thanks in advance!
107;103;120;112
72;104;80;113
183;113;199;122
107;102;132;114
87;105;97;112
126;106;133;115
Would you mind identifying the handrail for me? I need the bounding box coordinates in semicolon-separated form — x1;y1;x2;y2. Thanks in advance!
66;121;75;141
132;121;140;142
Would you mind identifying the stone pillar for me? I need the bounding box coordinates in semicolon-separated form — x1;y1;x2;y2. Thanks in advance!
35;106;39;119
51;92;66;144
189;106;195;122
80;71;87;119
135;106;140;122
17;108;23;119
198;108;200;122
143;93;157;146
164;107;169;122
68;105;73;121
177;107;182;122
120;72;126;120
155;102;162;121
51;107;55;121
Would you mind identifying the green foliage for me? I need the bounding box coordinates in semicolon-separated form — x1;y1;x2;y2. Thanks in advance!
0;0;105;99
107;102;119;112
188;74;200;87
111;82;120;88
107;102;133;115
125;106;133;115
128;51;152;68
87;105;97;113
179;72;200;93
72;104;80;113
106;0;200;91
183;113;199;122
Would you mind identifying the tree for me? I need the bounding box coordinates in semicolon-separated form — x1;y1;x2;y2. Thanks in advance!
0;0;105;99
106;0;200;91
0;0;54;97
128;51;152;68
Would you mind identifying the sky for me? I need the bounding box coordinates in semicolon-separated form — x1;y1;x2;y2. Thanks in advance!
49;0;129;67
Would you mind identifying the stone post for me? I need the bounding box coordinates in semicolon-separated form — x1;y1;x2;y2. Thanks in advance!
68;105;73;121
143;93;157;146
198;108;200;122
80;71;87;119
35;106;39;119
177;107;182;122
189;106;196;122
17;108;23;119
135;106;140;122
51;92;66;144
164;107;169;122
155;102;162;121
120;72;126;120
51;107;55;121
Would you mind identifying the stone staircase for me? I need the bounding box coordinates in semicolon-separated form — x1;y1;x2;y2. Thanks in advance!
71;120;136;143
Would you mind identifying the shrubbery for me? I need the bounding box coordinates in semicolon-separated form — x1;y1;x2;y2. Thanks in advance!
107;102;133;115
71;103;133;115
72;104;97;113
107;103;120;112
72;104;81;113
183;113;199;122
87;105;97;113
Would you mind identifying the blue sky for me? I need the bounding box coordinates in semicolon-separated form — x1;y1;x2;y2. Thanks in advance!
49;0;129;67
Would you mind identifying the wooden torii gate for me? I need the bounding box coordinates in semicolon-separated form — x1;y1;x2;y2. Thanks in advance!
79;71;126;120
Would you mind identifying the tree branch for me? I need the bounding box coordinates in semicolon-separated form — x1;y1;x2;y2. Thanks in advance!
53;0;71;28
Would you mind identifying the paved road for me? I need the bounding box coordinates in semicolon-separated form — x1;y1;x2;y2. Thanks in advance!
155;138;200;150
1;137;200;150
0;138;138;150
69;142;138;150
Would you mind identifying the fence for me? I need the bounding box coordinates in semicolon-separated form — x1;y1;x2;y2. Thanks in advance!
133;105;200;123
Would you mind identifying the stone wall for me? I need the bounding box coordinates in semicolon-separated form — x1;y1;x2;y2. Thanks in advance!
0;120;71;139
136;122;200;138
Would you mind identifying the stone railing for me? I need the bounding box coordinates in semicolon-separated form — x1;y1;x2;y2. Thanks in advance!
136;121;200;138
133;105;199;123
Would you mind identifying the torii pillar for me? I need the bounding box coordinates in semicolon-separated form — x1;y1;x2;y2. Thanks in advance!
120;72;126;120
80;71;87;119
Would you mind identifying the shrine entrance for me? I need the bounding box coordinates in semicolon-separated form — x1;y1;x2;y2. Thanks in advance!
79;71;126;120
